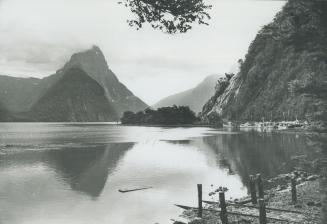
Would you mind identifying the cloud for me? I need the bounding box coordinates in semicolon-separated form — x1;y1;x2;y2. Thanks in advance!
0;34;88;75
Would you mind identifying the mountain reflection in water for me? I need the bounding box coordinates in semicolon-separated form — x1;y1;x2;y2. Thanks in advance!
47;144;133;197
0;123;325;224
198;131;323;189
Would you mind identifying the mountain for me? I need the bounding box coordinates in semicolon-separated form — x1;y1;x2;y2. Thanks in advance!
0;74;60;113
30;68;118;122
153;74;220;113
0;46;148;122
59;46;147;115
201;0;327;125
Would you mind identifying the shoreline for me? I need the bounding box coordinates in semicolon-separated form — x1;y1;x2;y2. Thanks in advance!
175;173;324;224
122;123;327;134
0;121;325;133
120;124;215;128
173;148;327;224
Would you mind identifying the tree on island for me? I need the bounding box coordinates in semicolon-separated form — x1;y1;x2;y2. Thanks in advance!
121;105;198;125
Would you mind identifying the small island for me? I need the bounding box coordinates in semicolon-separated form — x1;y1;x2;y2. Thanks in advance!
121;105;198;125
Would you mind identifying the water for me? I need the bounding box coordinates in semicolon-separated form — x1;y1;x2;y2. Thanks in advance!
0;123;325;224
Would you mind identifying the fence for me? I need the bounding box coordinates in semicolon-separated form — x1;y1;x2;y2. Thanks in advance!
175;173;301;224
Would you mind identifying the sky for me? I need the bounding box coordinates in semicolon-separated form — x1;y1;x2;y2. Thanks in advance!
0;0;285;105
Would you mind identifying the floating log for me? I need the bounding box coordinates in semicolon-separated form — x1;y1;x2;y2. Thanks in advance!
174;204;293;222
118;187;152;193
202;200;302;214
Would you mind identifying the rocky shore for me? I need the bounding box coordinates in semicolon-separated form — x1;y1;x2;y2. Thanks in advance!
174;171;325;224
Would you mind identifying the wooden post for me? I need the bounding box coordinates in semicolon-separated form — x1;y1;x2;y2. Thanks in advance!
259;198;267;224
257;173;264;199
219;191;228;224
291;177;297;203
197;184;202;218
249;175;257;204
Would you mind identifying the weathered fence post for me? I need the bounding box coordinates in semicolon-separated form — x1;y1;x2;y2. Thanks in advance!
219;191;228;224
197;184;202;218
257;173;264;199
249;175;257;204
259;198;267;224
291;176;297;204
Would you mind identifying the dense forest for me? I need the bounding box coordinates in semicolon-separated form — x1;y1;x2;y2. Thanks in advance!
201;0;327;128
121;106;198;125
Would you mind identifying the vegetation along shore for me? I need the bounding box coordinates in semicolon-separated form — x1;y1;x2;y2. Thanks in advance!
172;137;327;224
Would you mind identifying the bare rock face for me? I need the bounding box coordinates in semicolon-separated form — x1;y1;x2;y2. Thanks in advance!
201;73;236;119
202;0;327;123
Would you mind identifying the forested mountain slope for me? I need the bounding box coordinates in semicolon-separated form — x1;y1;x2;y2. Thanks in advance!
30;68;118;122
202;0;327;124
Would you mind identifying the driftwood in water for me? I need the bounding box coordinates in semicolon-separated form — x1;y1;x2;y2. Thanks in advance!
118;187;153;193
202;200;302;214
174;204;297;223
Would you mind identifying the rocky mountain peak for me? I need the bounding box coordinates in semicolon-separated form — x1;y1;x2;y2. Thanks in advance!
59;45;147;115
91;45;102;53
62;45;117;82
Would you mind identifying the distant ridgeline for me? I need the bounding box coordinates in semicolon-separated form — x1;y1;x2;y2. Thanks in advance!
121;106;198;125
153;74;220;114
201;0;327;127
0;46;147;122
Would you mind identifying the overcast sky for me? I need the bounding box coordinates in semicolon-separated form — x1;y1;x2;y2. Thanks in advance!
0;0;285;105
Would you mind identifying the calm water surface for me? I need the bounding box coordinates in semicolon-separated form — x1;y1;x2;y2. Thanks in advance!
0;123;325;224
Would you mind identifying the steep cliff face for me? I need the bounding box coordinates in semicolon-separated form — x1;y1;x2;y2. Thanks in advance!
202;0;327;122
60;46;148;115
31;68;118;122
153;74;219;113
